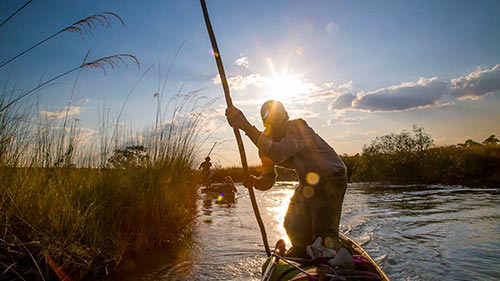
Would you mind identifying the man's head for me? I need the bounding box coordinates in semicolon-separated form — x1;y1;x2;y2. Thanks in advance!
205;156;211;161
260;100;289;128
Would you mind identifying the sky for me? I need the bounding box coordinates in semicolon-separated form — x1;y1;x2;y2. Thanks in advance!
1;0;500;167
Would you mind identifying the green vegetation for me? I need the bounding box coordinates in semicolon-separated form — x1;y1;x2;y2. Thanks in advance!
1;8;214;279
213;127;500;188
343;127;500;187
0;91;207;280
1;167;197;280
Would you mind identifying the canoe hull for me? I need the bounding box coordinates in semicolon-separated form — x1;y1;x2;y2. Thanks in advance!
201;184;237;203
202;190;237;201
261;233;390;281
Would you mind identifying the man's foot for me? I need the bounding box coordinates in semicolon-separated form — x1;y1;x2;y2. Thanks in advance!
275;239;287;255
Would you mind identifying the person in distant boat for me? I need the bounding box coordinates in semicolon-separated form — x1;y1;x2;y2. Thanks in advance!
222;176;238;194
226;100;348;258
199;156;213;188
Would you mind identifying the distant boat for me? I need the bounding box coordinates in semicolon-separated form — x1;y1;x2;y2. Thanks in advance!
201;182;237;202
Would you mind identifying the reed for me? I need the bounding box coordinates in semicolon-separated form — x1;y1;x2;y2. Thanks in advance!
0;54;140;114
0;90;209;279
0;0;33;29
0;12;125;69
1;7;215;279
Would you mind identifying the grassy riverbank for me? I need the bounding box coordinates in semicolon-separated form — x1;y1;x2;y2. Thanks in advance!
0;94;207;280
1;166;198;280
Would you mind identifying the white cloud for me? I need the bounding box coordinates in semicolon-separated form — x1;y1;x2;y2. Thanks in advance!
328;116;365;125
341;65;500;112
235;54;249;68
78;127;99;141
197;107;228;134
40;106;82;119
287;107;320;119
212;73;265;91
307;91;338;102
337;80;354;91
352;77;449;112
450;64;500;100
328;93;357;110
329;130;380;143
290;80;356;107
215;63;500;114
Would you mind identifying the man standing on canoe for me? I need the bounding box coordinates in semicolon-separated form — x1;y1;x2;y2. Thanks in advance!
226;100;348;258
199;156;213;188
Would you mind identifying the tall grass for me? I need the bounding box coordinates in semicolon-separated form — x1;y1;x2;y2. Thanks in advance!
0;89;211;280
1;7;217;279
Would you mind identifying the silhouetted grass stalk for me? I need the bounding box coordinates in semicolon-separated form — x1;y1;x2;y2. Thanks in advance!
0;54;139;113
0;0;33;29
0;12;125;69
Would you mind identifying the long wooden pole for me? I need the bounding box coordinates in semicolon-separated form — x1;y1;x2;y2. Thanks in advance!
200;0;271;257
207;141;217;157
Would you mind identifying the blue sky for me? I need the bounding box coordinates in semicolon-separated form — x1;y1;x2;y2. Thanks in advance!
2;0;500;167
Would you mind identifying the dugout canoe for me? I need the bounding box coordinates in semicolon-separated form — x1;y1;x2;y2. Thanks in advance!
261;233;390;281
201;183;237;201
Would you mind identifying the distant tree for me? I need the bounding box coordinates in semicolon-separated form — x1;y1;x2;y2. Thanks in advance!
362;125;434;155
107;145;150;169
482;135;499;146
458;139;483;148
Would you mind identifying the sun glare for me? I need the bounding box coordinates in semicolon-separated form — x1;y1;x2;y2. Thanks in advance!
266;188;295;247
265;74;310;101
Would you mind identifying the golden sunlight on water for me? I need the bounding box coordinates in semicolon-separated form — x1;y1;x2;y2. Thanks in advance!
118;183;500;281
265;186;294;247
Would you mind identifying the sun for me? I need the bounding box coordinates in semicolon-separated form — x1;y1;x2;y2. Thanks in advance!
264;74;310;101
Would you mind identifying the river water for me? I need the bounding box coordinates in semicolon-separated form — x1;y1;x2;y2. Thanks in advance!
118;182;500;281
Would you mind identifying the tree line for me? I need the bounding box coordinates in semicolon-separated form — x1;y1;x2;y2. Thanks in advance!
342;126;500;187
212;127;500;188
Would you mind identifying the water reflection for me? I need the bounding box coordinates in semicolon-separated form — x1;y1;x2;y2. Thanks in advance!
114;183;500;281
262;185;295;247
202;194;237;213
347;183;500;280
110;234;198;281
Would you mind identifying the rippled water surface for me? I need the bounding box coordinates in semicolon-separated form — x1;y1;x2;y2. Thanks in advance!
118;183;500;280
